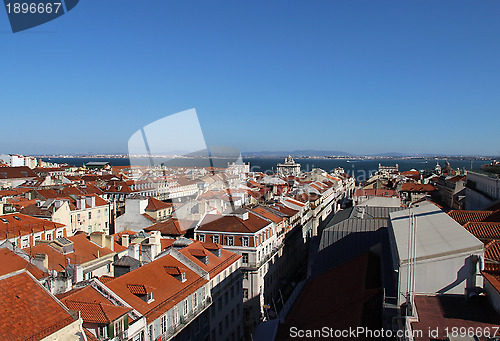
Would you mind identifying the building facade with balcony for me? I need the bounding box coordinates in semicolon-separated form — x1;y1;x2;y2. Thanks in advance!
105;252;212;341
194;209;277;337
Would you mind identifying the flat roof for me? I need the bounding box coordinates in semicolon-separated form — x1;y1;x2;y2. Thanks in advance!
390;203;483;265
411;295;500;341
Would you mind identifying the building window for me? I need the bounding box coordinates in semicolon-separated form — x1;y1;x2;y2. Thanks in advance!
173;307;179;324
97;210;101;218
212;235;219;244
183;299;188;316
45;232;52;241
242;253;248;265
97;326;106;338
243;272;248;280
56;230;63;238
114;319;123;338
199;234;205;242
226;236;234;246
88;212;92;219
161;315;166;334
243;289;248;299
193;292;198;307
242;237;249;247
21;237;29;249
149;325;153;341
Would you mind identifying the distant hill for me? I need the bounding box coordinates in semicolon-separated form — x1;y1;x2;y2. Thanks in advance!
242;150;353;158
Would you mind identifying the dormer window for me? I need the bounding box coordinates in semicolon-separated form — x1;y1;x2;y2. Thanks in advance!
164;266;187;282
126;283;154;303
212;235;219;244
226;236;234;246
190;249;209;265
147;292;154;303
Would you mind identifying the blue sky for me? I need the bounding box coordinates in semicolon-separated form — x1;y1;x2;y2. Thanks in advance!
1;0;499;156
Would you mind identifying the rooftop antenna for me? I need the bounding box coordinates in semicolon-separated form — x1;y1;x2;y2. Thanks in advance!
406;203;417;317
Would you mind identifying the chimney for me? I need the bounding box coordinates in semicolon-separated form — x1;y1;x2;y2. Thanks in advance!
149;231;161;260
90;232;105;248
128;243;140;260
33;253;49;271
122;234;129;248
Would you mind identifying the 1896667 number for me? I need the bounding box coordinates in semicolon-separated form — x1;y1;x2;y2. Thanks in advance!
5;2;62;14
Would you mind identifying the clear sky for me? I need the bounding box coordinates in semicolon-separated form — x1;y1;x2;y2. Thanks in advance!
1;0;499;156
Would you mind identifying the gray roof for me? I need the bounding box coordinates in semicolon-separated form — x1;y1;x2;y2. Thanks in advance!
389;202;483;265
114;255;141;267
85;162;110;166
325;205;403;229
319;218;389;251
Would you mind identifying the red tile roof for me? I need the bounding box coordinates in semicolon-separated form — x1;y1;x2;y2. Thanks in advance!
485;241;500;271
60;286;131;324
144;218;188;236
463;222;500;241
448;210;496;226
197;212;270;233
251;206;284;224
354;188;398;197
146;197;173;211
411;295;500;341
0;248;46;279
179;240;241;278
99;275;115;284
0;166;37;179
277;252;382;340
105;254;209;323
401;183;436;192
0;271;76;341
0;213;65;240
28;233;114;271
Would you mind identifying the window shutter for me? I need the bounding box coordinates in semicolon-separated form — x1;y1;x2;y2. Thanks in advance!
124;315;129;330
108;324;114;338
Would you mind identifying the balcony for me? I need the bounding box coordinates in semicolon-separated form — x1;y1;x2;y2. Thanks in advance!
241;245;283;270
158;296;212;340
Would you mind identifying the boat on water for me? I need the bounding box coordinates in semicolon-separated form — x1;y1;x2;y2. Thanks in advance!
481;161;500;174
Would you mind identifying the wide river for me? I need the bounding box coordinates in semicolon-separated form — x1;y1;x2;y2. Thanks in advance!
42;157;490;183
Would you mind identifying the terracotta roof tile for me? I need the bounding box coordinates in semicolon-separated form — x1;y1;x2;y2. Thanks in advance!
448;210;496;226
146;197;173;211
485;241;500;271
0;213;65;240
401;183;436;192
61;286;131;324
197;211;270;233
0;271;76;341
179;240;241;278
28;233;114;271
463;222;500;241
105;254;208;323
0;248;46;280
